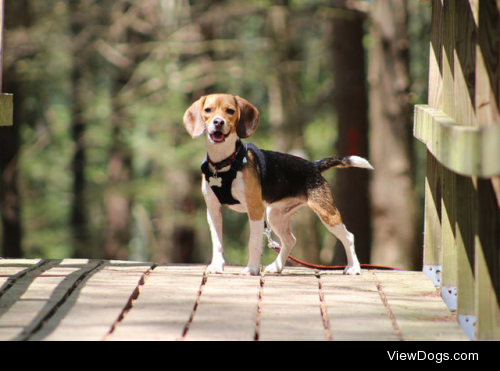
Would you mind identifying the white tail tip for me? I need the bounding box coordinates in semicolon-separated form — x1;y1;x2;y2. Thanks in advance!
349;156;374;170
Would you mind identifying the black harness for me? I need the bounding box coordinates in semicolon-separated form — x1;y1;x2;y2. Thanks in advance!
201;141;248;205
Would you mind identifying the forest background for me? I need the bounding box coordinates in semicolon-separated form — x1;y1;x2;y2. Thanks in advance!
0;0;432;271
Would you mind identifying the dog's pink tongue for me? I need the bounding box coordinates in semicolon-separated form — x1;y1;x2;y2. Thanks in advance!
212;132;225;142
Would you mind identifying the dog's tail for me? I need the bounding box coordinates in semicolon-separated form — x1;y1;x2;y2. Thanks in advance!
314;156;374;173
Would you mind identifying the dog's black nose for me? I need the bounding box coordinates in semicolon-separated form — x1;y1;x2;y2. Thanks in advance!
213;118;225;128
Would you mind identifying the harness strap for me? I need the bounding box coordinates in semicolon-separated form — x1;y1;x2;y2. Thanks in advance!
201;141;248;205
207;142;244;171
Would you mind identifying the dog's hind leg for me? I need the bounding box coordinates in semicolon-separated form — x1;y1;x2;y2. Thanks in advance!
307;180;361;275
263;203;302;274
328;223;361;275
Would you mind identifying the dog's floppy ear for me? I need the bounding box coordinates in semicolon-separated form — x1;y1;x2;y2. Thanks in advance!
183;96;207;138
235;96;259;139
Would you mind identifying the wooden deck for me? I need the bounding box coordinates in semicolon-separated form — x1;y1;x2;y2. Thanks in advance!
0;259;469;341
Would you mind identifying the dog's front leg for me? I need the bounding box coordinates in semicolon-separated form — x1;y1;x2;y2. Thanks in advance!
240;217;264;276
204;184;225;274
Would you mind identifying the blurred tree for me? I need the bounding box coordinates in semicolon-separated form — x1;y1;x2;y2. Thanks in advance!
368;0;420;270
69;0;93;258
102;0;159;260
0;73;22;258
0;0;35;258
0;0;431;270
169;0;222;264
330;2;371;266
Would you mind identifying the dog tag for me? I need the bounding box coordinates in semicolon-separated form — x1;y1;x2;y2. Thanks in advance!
209;176;222;188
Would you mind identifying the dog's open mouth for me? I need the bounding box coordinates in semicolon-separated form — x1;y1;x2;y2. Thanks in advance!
210;131;226;143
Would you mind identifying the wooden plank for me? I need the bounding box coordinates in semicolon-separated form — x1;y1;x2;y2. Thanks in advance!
428;0;444;110
184;266;260;341
0;259;43;266
0;260;59;316
475;0;500;128
0;259;101;341
374;271;468;341
0;327;24;341
493;176;500;209
441;166;458;309
259;267;325;341
107;265;206;341
473;0;500;341
474;179;500;340
423;151;442;285
0;267;32;289
454;0;477;127
455;174;477;339
0;262;71;340
414;104;500;177
442;0;456;120
0;260;482;341
0;271;70;340
38;261;153;341
0;93;13;126
321;271;399;341
0;267;34;277
0;259;44;297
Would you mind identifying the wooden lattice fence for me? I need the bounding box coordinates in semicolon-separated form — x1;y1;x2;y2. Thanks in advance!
414;0;500;340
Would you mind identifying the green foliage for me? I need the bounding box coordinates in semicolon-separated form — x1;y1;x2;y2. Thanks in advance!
2;0;431;266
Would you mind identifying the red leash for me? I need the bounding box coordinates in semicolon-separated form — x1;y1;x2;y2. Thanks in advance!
264;224;404;272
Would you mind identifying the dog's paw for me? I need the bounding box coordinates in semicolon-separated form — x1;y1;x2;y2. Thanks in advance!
264;262;283;275
240;265;261;276
343;265;361;275
206;261;225;274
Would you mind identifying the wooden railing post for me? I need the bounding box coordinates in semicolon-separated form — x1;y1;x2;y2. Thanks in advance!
422;0;444;288
0;0;13;127
473;0;500;342
455;173;477;340
415;0;500;341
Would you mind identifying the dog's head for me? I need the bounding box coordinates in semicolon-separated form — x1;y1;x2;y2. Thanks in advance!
183;94;260;143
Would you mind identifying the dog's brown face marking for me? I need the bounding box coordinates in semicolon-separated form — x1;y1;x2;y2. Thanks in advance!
183;94;260;141
202;95;240;143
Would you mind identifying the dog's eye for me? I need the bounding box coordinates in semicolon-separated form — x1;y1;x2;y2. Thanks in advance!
226;109;235;115
204;108;212;114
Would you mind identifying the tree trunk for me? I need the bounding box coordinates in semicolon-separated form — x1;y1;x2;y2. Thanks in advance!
69;0;91;258
266;0;322;264
331;6;371;266
103;1;137;260
0;74;22;258
368;0;420;270
104;58;135;260
0;0;31;258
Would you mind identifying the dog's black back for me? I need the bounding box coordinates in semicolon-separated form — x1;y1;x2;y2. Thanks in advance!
247;144;326;204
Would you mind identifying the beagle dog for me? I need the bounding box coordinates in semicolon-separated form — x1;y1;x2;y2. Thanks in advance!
183;94;373;276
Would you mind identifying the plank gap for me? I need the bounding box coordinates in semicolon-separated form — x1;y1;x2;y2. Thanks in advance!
104;263;158;340
179;269;209;341
370;271;404;341
254;272;266;341
315;271;333;341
